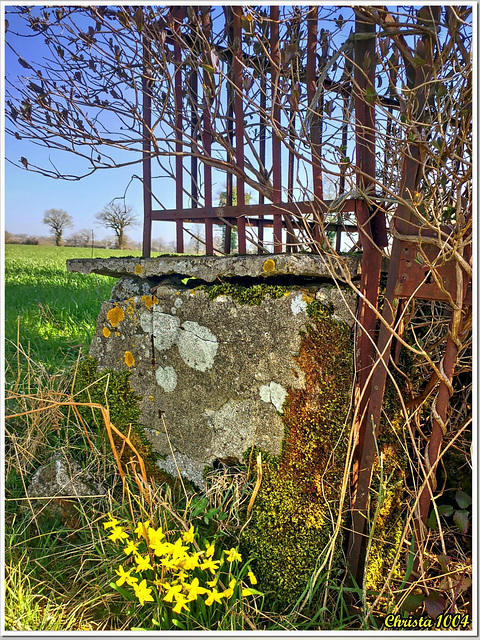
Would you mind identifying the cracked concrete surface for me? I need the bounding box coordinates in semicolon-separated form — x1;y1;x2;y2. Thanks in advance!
88;269;357;486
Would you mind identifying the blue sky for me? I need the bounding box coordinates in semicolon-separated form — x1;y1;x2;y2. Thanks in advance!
3;5;177;244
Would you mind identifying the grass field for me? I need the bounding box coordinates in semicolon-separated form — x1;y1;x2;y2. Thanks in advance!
3;244;269;631
4;244;161;373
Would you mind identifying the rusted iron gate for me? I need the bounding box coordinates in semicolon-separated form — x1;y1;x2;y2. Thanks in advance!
140;6;472;585
141;5;361;256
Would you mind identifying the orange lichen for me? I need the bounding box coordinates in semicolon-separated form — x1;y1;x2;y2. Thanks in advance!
124;351;135;367
141;295;156;309
107;305;125;328
262;258;276;273
102;327;111;338
126;304;135;318
134;264;143;275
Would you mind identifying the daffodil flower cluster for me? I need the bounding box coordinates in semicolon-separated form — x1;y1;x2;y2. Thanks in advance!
104;513;259;615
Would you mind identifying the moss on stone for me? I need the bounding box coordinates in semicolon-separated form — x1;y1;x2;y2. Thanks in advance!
195;282;292;305
240;303;407;610
240;310;353;610
71;357;168;484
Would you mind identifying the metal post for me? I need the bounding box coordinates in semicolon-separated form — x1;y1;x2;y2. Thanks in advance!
142;32;152;258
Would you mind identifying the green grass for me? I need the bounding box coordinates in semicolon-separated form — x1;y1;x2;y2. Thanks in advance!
4;245;160;373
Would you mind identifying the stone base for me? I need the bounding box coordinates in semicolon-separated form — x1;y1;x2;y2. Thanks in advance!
73;255;357;487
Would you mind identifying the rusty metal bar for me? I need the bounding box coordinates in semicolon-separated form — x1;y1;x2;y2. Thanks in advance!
202;9;214;255
141;34;152;258
190;67;199;210
173;37;184;253
151;198;357;221
270;6;283;252
306;6;322;247
233;8;246;254
258;58;267;253
224;9;234;254
348;43;437;583
348;11;384;585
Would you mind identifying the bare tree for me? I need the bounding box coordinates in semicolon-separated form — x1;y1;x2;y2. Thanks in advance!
95;203;138;250
42;208;73;246
66;228;92;247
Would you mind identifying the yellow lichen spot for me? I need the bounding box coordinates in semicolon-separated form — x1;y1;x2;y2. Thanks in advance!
115;331;121;337
149;395;155;402
124;351;135;367
263;258;276;273
134;264;143;275
283;291;291;297
102;327;111;338
152;296;159;305
141;295;154;309
126;304;135;318
302;293;314;303
107;305;125;328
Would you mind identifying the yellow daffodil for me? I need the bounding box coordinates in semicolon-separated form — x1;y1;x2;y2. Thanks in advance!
247;570;257;585
225;547;242;563
108;526;129;543
115;565;134;586
134;520;150;539
179;552;201;571
205;542;215;558
151;540;171;557
242;587;256;596
183;577;208;601
133;579;154;606
175;570;188;583
205;587;224;606
134;554;154;573
163;583;183;603
171;537;189;560
103;513;121;529
206;575;218;588
172;596;189;614
182;525;195;543
200;557;220;574
123;539;140;556
160;556;179;570
147;526;165;547
222;578;237;599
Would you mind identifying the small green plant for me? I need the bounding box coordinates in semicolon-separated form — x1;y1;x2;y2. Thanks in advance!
427;490;472;534
103;513;263;630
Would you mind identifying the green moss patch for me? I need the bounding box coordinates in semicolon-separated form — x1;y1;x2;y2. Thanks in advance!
195;282;292;305
241;311;353;610
71;357;166;483
241;305;407;611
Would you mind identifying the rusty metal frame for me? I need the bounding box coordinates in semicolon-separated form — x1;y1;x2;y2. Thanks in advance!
140;6;472;588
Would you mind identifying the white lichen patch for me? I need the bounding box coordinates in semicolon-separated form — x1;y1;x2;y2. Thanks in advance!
174;298;183;309
204;400;255;458
155;365;178;392
153;312;180;351
177;321;218;371
259;381;288;413
156;452;206;489
139;310;153;334
290;293;308;316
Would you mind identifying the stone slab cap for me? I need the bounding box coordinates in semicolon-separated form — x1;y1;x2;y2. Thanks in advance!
67;253;363;282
